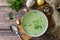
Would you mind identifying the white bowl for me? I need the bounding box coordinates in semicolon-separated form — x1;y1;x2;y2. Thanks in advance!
22;10;48;37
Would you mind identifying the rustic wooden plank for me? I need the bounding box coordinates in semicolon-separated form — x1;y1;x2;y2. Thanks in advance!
0;7;16;29
0;6;24;29
0;36;19;40
0;0;9;6
0;29;19;40
0;30;16;36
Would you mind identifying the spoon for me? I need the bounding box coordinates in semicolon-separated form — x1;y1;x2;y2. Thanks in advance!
10;25;25;40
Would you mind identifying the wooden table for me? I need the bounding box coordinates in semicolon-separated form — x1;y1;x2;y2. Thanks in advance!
0;0;60;40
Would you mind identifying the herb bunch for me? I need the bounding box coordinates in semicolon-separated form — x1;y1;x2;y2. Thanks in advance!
8;0;25;12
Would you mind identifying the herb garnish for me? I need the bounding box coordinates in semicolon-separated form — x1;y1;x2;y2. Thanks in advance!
8;0;25;12
33;20;43;29
8;12;14;20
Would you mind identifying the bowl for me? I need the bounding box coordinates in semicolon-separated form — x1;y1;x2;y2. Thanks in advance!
22;10;48;37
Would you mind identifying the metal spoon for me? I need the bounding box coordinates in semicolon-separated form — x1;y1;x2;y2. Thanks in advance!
10;25;25;40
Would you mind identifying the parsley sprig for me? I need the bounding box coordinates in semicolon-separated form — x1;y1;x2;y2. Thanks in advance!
8;0;25;12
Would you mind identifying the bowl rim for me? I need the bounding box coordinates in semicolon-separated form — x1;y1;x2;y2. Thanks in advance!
21;10;48;37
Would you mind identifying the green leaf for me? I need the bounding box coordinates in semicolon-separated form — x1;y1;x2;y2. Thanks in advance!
8;0;25;12
8;12;14;20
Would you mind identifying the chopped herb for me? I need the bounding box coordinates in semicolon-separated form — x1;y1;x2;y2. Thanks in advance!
34;11;37;13
8;0;25;12
35;34;37;35
35;26;38;29
39;25;42;28
34;24;38;29
8;12;14;20
37;25;40;27
33;20;43;29
24;24;27;26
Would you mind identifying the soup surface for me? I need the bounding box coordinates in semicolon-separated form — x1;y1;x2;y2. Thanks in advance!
22;10;48;37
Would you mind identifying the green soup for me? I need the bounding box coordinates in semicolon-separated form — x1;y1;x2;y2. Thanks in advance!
22;10;48;37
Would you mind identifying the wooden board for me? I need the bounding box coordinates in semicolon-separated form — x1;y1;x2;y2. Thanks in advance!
18;25;31;40
18;17;31;40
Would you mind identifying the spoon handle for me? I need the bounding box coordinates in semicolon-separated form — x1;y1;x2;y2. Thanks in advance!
18;31;25;40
